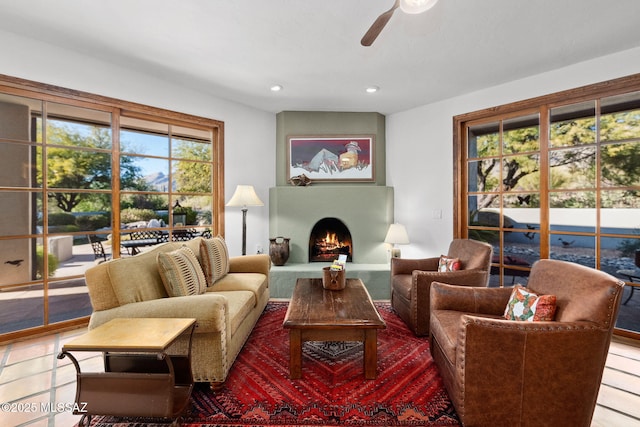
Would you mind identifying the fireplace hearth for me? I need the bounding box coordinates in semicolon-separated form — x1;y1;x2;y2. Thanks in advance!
309;217;352;262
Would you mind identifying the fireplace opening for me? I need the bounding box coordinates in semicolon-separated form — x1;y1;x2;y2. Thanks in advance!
309;217;352;262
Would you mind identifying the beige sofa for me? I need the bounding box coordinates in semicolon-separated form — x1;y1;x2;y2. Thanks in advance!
84;237;270;387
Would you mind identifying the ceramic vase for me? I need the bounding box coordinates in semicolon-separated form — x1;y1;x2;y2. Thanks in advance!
269;237;290;266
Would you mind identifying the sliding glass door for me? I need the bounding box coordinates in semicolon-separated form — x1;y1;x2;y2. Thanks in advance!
0;76;223;342
456;75;640;337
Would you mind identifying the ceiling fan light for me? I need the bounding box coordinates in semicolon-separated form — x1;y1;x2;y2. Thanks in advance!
400;0;439;14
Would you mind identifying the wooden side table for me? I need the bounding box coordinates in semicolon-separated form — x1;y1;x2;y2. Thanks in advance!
58;318;196;427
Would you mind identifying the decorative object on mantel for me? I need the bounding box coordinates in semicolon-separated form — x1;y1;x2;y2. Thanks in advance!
226;185;264;256
269;236;290;266
289;173;311;186
384;223;410;259
287;135;374;183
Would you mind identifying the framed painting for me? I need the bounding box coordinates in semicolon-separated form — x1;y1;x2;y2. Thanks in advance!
287;135;375;182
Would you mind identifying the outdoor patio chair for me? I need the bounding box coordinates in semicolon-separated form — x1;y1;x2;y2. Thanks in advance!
87;235;109;263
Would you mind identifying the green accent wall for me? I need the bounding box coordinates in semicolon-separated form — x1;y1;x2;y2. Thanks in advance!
271;111;392;265
275;111;386;186
269;185;394;264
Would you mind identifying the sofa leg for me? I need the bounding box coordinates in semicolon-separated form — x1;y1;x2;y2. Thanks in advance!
209;381;225;390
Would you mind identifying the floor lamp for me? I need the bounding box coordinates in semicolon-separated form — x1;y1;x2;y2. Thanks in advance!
226;185;264;255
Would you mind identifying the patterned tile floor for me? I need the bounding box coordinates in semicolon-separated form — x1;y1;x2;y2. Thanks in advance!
0;328;98;427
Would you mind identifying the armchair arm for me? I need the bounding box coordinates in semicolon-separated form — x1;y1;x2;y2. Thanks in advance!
414;268;489;288
88;293;229;334
391;257;439;276
431;282;512;316
228;253;271;276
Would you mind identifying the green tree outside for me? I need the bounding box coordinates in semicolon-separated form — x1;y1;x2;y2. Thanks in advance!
172;139;212;193
43;122;145;213
472;110;640;211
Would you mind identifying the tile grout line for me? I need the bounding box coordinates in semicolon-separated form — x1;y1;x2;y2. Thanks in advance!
0;342;11;380
2;333;67;427
46;333;61;427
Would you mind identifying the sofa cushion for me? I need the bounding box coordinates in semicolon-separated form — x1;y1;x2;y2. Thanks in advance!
212;290;256;336
504;284;556;322
107;244;173;305
181;237;204;262
85;262;121;311
200;236;230;286
438;255;462;272
208;273;267;306
157;246;207;297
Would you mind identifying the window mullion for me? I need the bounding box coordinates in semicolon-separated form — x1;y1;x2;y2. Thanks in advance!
594;98;602;269
539;105;550;260
112;109;122;254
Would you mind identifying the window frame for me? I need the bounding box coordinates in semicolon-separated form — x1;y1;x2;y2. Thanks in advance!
454;73;640;339
0;74;224;342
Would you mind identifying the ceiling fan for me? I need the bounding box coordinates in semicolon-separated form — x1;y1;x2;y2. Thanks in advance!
361;0;439;46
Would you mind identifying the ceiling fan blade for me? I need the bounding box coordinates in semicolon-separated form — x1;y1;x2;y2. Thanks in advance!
361;0;400;46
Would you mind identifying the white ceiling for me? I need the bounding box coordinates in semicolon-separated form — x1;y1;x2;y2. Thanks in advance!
1;0;639;115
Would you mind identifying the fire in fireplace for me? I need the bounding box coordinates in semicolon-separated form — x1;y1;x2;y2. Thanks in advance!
309;217;352;262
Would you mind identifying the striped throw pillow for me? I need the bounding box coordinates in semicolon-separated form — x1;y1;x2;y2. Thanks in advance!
157;246;207;297
200;236;230;286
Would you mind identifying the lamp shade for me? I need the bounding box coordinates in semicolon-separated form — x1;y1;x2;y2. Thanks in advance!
384;223;410;245
226;185;264;208
400;0;439;14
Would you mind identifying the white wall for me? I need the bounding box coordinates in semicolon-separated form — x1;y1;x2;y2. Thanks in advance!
387;46;640;259
3;30;639;259
0;30;276;256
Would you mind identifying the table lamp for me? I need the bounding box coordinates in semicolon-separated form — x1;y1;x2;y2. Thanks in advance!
226;185;264;255
384;223;410;258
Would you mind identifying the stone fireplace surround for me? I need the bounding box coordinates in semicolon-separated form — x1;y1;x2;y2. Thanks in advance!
270;111;391;299
269;185;393;299
269;186;393;264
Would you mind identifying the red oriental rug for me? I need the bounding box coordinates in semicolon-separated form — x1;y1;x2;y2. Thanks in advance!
84;302;460;427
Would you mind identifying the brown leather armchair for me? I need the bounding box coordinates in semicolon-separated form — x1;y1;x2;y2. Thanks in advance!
390;239;493;336
430;259;625;427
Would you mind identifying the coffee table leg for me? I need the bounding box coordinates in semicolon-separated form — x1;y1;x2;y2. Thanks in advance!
363;329;378;379
289;329;302;379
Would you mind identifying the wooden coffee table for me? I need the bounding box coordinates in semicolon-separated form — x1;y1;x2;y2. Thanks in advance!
283;278;386;379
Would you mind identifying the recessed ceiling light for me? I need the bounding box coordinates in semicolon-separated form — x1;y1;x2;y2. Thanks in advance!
270;84;283;92
366;86;379;93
